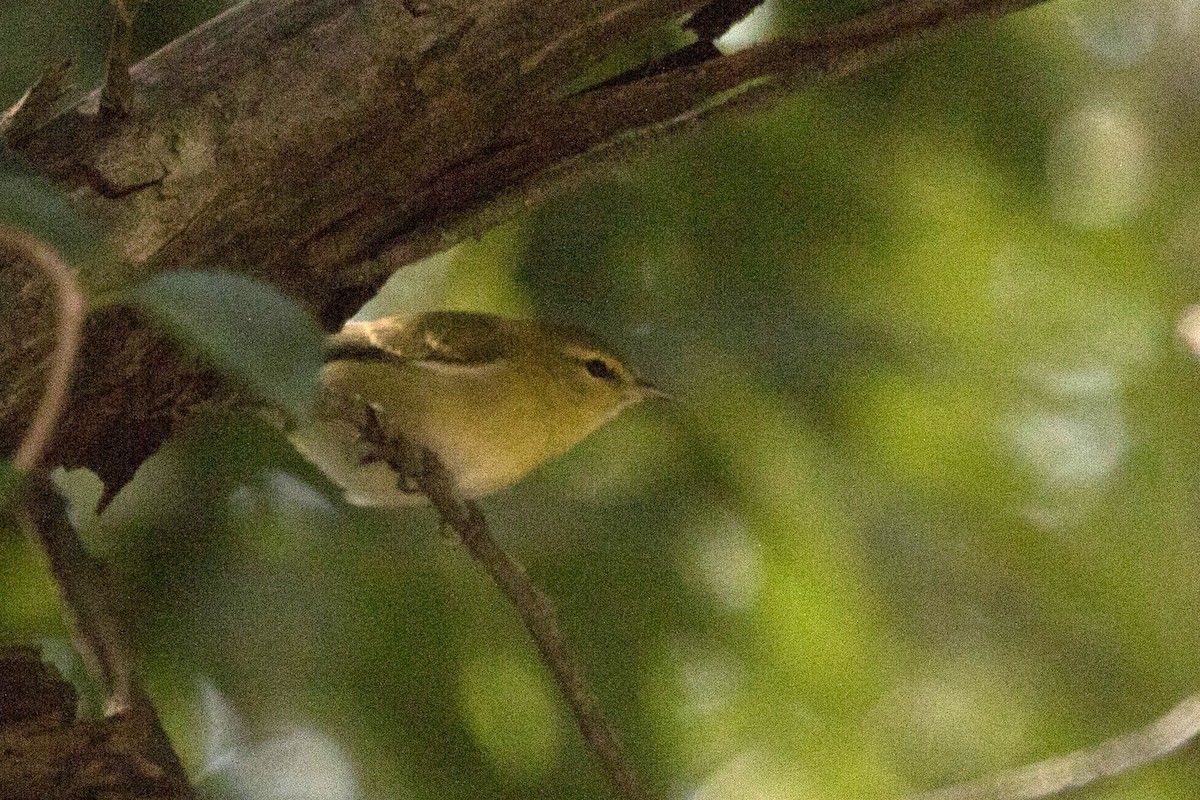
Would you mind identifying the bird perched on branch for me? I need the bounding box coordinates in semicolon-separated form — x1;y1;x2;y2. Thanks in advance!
288;310;665;507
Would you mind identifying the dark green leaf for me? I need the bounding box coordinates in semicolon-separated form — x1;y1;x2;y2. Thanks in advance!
127;271;323;418
0;151;100;264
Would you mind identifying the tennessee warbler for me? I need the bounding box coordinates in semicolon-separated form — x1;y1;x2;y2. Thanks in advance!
288;310;664;506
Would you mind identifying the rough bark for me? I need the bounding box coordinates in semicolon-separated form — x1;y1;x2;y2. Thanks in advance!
0;647;189;799
0;0;1045;501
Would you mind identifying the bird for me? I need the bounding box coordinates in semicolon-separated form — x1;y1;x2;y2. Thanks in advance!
287;310;665;507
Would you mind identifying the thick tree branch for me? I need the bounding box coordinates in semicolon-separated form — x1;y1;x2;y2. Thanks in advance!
1;0;1047;502
0;646;190;799
376;0;1047;266
0;60;73;146
908;694;1200;800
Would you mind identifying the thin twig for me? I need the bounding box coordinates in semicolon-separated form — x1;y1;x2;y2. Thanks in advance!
418;452;651;800
907;693;1200;800
0;59;73;145
100;0;138;116
18;473;138;711
0;226;85;473
344;395;650;799
17;471;195;796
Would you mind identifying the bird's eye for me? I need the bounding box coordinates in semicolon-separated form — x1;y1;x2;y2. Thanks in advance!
584;357;617;380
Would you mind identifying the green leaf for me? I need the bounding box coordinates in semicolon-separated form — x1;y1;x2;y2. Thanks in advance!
127;271;324;418
51;467;103;531
0;151;100;264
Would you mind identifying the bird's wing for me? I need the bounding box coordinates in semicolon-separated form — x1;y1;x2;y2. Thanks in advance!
324;312;508;366
322;319;408;365
413;312;509;365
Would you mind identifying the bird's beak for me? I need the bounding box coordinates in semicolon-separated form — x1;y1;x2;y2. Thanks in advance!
635;376;673;401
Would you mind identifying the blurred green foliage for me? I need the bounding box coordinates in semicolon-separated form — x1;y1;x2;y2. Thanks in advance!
127;271;324;418
0;151;100;264
5;0;1200;798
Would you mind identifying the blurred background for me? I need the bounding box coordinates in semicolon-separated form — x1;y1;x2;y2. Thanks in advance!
4;0;1200;798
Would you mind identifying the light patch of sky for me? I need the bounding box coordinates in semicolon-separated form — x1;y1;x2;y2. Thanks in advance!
1177;304;1200;357
234;729;360;800
716;0;778;53
228;469;338;520
352;251;452;321
1008;393;1128;489
1067;0;1158;64
197;678;360;800
866;652;1035;782
1005;364;1131;529
266;469;338;514
988;244;1161;530
1047;104;1150;229
681;509;762;610
198;677;246;776
674;643;742;718
686;748;807;800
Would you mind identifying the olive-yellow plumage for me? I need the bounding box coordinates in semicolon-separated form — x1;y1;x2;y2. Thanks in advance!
288;311;662;507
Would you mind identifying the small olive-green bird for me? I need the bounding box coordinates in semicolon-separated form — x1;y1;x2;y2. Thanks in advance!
288;310;664;507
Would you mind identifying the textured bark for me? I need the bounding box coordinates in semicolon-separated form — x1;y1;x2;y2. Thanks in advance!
0;647;189;799
0;0;1045;500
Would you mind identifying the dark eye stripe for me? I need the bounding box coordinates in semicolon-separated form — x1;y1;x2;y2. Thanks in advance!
585;358;617;380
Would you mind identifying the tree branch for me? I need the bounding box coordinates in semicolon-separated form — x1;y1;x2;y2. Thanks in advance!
345;397;650;799
15;472;194;796
2;0;1047;523
908;693;1200;800
419;452;651;800
0;227;84;472
0;646;191;799
0;60;73;145
100;0;139;117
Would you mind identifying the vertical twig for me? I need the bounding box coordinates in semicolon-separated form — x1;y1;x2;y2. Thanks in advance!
17;474;137;713
100;0;138;116
3;227;192;795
